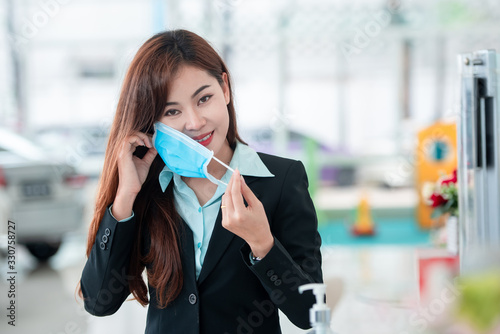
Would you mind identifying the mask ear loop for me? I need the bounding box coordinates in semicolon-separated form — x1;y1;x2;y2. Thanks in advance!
212;156;235;173
205;156;235;187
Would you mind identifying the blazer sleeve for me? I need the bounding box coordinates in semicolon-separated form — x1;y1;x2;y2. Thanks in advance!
240;160;323;329
80;206;137;316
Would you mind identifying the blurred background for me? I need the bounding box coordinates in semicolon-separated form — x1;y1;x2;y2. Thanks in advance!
1;0;500;333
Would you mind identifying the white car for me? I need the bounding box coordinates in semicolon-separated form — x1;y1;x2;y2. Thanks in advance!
33;125;108;178
0;128;87;260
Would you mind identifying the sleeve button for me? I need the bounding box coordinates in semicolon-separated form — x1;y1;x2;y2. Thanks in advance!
105;228;111;236
102;235;108;243
274;279;282;286
270;275;278;282
266;270;274;277
99;242;106;250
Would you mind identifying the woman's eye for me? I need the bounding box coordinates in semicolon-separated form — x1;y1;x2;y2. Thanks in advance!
199;95;212;105
164;109;179;116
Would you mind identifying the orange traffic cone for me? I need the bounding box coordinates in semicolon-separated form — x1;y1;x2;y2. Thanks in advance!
351;194;376;236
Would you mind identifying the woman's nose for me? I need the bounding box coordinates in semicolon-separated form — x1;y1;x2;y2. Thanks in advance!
184;109;206;131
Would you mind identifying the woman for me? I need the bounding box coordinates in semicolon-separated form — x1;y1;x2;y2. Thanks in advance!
79;29;322;334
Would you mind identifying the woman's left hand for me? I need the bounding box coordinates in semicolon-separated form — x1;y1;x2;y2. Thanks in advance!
221;169;274;259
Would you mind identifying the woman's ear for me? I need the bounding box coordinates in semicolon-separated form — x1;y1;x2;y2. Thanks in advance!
222;72;230;105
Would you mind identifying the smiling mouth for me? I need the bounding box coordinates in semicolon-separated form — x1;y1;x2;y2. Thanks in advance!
194;131;213;143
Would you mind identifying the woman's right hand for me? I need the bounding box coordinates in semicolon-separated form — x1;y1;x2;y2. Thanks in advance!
113;132;157;220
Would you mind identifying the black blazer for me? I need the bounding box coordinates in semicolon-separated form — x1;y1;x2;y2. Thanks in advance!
80;152;323;334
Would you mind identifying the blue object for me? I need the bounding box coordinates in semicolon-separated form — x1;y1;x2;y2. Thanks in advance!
319;218;430;246
153;122;233;187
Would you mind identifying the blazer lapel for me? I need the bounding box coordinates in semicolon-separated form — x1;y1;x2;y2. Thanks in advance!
196;176;260;285
196;209;234;285
179;219;197;283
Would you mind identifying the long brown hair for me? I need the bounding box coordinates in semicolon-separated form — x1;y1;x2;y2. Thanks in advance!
78;30;245;308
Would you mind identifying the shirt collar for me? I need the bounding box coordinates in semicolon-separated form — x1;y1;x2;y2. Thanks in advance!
158;141;274;192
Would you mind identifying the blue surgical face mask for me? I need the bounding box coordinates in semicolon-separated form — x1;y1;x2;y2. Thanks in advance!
153;122;234;187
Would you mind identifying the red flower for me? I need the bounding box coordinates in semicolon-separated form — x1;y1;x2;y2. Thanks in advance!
430;193;448;208
441;169;457;186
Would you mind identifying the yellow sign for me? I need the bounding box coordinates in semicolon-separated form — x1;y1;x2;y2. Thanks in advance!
416;122;457;229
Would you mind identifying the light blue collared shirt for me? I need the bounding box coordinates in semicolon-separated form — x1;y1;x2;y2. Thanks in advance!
158;141;274;279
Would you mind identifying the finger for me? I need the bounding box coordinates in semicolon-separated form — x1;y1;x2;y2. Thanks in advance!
142;147;158;166
222;192;234;214
121;138;141;156
230;169;245;211
222;176;235;212
128;135;146;148
144;134;153;148
146;135;153;148
135;132;153;148
240;176;259;208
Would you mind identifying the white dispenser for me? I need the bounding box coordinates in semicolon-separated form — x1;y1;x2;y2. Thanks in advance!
299;283;336;334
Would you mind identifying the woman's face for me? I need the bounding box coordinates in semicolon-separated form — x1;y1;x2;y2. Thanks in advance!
159;65;231;160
